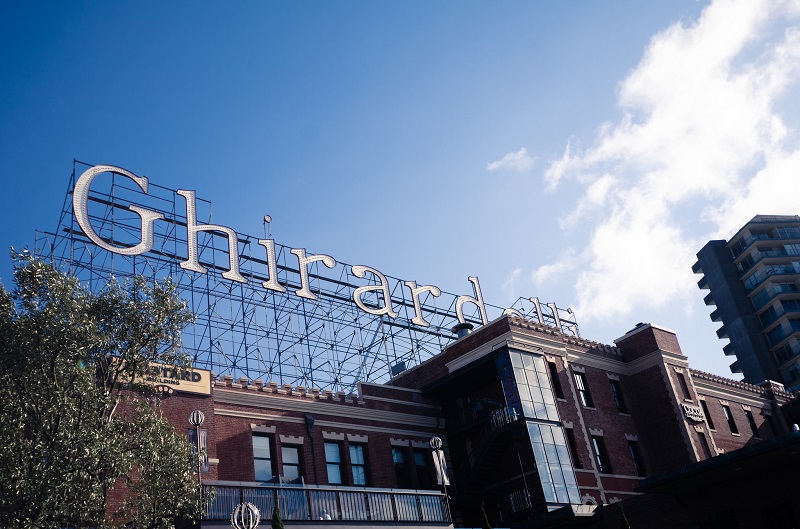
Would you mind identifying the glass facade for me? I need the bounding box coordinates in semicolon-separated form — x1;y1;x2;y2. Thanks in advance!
497;349;559;421
527;422;581;504
498;348;580;506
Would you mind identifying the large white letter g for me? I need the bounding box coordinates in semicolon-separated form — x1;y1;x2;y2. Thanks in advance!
73;165;164;255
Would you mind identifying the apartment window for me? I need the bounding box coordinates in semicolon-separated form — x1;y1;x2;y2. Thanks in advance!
281;445;302;483
628;441;646;477
774;343;795;364
325;442;343;484
590;435;612;474
349;444;367;486
721;405;739;434
414;449;433;489
697;432;713;459
609;379;628;413
737;252;755;273
574;371;594;408
252;435;274;482
677;372;692;400
565;427;582;469
745;410;760;438
548;361;565;399
699;400;715;430
730;237;747;258
392;447;411;488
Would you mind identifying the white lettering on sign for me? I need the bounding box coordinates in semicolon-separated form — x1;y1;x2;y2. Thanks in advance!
73;164;573;334
682;403;705;422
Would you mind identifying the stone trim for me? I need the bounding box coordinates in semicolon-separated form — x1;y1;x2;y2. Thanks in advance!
390;438;410;447
279;434;304;444
251;424;276;434
347;433;368;443
589;428;603;436
322;431;345;441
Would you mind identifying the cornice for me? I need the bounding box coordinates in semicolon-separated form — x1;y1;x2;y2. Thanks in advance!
214;388;440;428
214;408;439;438
690;369;791;399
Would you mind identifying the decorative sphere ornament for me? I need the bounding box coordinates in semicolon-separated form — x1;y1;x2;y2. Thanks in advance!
429;436;443;450
231;502;260;529
189;409;205;427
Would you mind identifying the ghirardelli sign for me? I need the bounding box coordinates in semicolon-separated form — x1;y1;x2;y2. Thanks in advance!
73;164;576;335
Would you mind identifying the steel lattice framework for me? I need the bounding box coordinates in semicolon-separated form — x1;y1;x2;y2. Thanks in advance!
35;161;579;393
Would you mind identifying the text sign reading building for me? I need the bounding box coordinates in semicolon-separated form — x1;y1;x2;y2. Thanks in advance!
138;363;212;396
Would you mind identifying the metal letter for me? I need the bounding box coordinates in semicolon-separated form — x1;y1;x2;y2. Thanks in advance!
351;265;398;318
291;248;336;300
529;297;545;324
403;281;441;326
73;165;164;255
455;276;488;325
177;189;246;283
546;302;563;332
256;239;287;293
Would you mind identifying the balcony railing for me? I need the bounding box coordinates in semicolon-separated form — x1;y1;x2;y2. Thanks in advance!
752;283;800;310
745;265;799;293
202;482;451;523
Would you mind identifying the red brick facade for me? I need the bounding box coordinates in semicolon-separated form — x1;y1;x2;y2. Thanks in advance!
157;316;796;527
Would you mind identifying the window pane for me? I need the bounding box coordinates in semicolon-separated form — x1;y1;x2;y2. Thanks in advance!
325;442;341;463
414;451;426;466
253;436;271;458
282;446;299;464
326;464;342;484
352;465;366;485
350;445;364;465
255;459;273;481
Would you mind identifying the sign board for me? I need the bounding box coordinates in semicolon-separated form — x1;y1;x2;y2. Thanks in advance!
136;362;212;396
682;403;705;422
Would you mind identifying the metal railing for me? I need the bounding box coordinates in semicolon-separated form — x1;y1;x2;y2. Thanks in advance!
458;406;522;486
202;482;451;523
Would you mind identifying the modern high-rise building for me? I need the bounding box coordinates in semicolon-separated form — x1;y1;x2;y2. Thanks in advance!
694;215;800;387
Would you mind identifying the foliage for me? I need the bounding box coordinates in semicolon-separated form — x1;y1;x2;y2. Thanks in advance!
271;497;284;529
0;252;199;529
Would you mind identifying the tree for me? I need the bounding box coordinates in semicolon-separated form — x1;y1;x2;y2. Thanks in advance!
271;497;285;529
0;252;201;529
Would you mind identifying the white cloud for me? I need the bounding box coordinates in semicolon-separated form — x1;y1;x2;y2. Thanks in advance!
502;267;523;302
487;147;535;173
541;0;800;322
531;251;577;286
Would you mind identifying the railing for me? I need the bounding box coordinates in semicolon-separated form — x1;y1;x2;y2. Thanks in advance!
752;283;799;310
766;323;800;347
202;482;451;523
458;406;522;487
506;488;533;514
744;265;799;293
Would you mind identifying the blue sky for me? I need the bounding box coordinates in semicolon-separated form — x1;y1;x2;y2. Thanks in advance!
3;0;800;380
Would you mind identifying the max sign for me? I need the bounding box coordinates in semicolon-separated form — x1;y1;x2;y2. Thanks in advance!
74;165;565;331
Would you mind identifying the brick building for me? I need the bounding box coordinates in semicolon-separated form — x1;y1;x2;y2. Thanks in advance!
167;315;797;528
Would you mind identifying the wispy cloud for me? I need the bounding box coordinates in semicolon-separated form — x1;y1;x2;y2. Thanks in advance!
502;267;523;302
487;147;535;173
542;0;800;322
